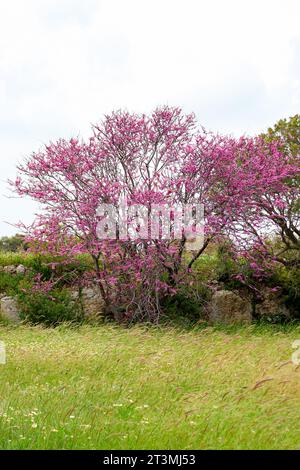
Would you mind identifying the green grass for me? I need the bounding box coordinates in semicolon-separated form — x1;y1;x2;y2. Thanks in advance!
0;251;37;267
1;322;300;449
0;251;92;269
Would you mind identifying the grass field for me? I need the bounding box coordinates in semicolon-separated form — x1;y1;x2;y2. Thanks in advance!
0;322;300;449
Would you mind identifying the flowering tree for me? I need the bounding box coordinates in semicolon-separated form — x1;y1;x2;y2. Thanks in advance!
260;115;300;263
11;107;299;321
216;134;299;298
230;137;300;277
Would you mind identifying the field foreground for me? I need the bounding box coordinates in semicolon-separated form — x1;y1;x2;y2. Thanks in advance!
0;323;300;449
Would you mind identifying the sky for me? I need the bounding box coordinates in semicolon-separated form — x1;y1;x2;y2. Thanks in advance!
0;0;300;235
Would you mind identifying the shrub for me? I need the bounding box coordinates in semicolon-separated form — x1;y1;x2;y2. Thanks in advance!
161;293;202;327
0;272;25;296
17;285;83;326
272;264;300;316
0;234;27;252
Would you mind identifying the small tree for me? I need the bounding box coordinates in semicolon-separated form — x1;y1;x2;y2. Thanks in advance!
11;107;298;321
0;234;27;252
251;116;300;265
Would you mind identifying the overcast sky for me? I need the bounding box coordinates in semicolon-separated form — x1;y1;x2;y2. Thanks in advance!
0;0;300;235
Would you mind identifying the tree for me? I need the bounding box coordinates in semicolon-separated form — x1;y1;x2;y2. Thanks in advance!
11;107;298;321
253;115;300;265
266;114;300;158
0;234;27;252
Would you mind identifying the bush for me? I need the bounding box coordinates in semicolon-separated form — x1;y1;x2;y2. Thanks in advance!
0;252;90;326
193;252;219;282
272;264;300;316
0;234;27;252
161;293;202;327
17;286;83;326
0;272;25;296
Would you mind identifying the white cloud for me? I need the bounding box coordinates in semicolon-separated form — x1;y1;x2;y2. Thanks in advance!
0;0;299;234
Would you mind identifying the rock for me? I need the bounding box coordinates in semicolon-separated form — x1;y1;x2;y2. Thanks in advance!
82;287;97;299
3;265;17;274
81;286;104;320
68;287;104;320
255;289;290;319
16;264;26;275
1;264;30;276
69;290;79;301
0;296;20;322
207;290;252;324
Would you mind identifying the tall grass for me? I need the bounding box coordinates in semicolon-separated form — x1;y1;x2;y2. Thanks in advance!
0;323;300;449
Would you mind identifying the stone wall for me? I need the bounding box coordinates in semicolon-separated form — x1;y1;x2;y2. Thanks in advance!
205;284;293;324
70;286;104;320
0;264;294;324
206;290;252;324
0;264;28;275
0;295;20;322
0;265;104;322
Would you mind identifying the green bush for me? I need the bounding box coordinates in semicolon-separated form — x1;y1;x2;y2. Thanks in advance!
0;251;58;270
0;272;26;296
272;264;300;316
161;277;212;326
192;252;219;282
0;234;27;252
0;252;89;326
161;293;202;327
17;286;83;326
